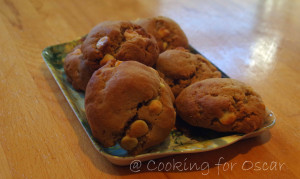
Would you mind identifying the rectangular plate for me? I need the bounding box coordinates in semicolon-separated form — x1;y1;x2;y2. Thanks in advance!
42;36;276;166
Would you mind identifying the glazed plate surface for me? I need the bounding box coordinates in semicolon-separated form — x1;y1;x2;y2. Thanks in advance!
42;36;276;166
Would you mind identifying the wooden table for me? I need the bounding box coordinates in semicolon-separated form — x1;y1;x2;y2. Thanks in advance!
1;0;299;178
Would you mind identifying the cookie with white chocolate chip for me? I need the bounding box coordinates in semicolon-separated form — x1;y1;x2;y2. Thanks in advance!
63;45;98;91
135;16;189;52
175;78;266;133
81;20;159;67
85;60;176;155
156;48;221;97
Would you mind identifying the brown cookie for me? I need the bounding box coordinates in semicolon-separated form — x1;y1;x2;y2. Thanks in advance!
85;60;176;155
135;16;189;52
156;49;221;97
175;78;266;133
63;45;98;91
81;21;159;67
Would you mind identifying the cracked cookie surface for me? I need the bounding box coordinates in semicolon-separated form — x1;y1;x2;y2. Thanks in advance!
156;49;221;97
175;78;266;133
135;16;189;52
81;21;159;67
85;60;176;155
63;45;98;91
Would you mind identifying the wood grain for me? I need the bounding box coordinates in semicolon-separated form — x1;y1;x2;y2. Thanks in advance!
0;0;299;178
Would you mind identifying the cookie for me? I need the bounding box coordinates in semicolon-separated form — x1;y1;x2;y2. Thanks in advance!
135;16;189;52
63;45;98;91
156;49;221;97
175;78;266;133
85;60;176;155
81;20;159;67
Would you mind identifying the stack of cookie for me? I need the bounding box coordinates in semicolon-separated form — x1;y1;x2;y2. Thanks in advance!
63;16;266;155
64;20;160;91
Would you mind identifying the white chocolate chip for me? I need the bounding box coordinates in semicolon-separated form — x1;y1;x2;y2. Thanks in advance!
163;42;168;49
73;48;81;55
120;135;138;150
96;36;109;49
124;30;143;40
219;112;237;125
159;82;165;88
158;28;170;37
149;99;163;114
114;61;123;67
128;120;149;138
100;54;115;66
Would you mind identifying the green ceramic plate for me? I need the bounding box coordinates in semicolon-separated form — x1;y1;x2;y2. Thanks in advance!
42;36;276;166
